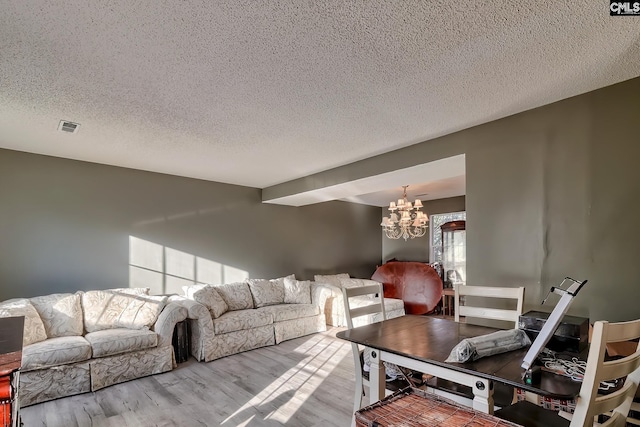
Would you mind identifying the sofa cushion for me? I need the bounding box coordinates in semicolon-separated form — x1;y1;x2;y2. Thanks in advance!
283;277;311;304
189;285;228;318
85;328;158;358
247;279;284;308
213;309;273;335
0;299;48;346
112;287;151;295
30;292;84;338
114;295;168;330
82;290;167;332
259;304;320;322
213;282;254;311
22;336;92;371
313;273;350;287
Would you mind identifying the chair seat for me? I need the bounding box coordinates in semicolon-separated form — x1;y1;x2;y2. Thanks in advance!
495;400;570;427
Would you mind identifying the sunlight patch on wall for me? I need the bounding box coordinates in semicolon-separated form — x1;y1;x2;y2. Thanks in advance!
129;236;248;294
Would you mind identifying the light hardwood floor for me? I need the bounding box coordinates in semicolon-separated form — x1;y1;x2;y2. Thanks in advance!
21;328;355;427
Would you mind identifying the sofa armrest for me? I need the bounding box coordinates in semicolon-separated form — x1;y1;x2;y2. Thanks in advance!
311;282;339;314
152;302;188;348
168;295;215;361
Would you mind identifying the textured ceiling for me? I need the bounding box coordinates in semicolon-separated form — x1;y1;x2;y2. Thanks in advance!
1;1;639;190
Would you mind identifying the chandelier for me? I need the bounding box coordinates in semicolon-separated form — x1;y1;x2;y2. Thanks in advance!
380;186;428;241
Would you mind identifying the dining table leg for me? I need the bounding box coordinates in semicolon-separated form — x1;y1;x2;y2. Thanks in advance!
472;379;495;414
368;349;386;404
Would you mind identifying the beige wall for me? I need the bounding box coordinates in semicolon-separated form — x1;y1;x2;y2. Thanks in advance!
0;150;382;300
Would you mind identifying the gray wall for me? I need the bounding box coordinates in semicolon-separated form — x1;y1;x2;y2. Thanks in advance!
0;149;382;300
3;77;640;322
265;76;640;322
464;79;640;322
381;196;465;263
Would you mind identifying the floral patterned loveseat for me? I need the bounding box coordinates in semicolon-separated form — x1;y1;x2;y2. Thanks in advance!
0;288;187;406
173;275;331;362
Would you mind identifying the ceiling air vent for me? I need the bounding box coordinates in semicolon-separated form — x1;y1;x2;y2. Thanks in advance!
58;120;80;134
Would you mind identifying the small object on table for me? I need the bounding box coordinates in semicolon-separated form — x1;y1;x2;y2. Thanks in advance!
444;329;531;363
524;366;542;385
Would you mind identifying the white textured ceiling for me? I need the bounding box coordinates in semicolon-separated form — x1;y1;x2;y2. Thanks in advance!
1;1;639;190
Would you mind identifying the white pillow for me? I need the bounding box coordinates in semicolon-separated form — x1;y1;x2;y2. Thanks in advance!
30;292;84;337
111;287;150;295
214;282;254;311
247;278;284;308
0;299;48;346
114;295;168;330
270;274;296;288
82;290;165;332
183;284;207;297
313;273;350;287
191;285;228;318
284;277;311;304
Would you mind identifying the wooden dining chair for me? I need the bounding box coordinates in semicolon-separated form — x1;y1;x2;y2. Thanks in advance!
342;284;386;415
455;285;525;327
428;285;526;408
342;283;406;424
495;318;640;427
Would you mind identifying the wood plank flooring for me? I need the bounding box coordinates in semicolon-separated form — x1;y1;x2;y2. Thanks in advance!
21;328;355;427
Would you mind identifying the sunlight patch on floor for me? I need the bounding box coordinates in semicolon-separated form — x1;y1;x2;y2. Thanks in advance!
222;333;353;425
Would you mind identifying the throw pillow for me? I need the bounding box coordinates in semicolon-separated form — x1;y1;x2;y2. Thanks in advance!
0;299;48;346
114;295;168;329
247;278;285;308
82;290;163;332
214;282;254;311
111;287;150;295
191;285;228;318
284;277;311;304
182;284;207;298
29;292;84;338
269;274;296;288
313;273;350;287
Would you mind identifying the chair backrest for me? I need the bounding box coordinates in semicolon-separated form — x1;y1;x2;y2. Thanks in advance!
342;283;388;421
571;319;640;427
454;285;525;328
342;283;386;330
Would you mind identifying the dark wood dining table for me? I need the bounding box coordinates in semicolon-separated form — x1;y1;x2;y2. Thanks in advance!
336;315;582;414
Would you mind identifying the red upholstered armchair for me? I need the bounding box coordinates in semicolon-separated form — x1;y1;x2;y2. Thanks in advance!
371;261;443;315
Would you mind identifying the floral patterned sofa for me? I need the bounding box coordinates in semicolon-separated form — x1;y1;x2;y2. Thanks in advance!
0;288;187;406
174;275;330;362
312;273;406;327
